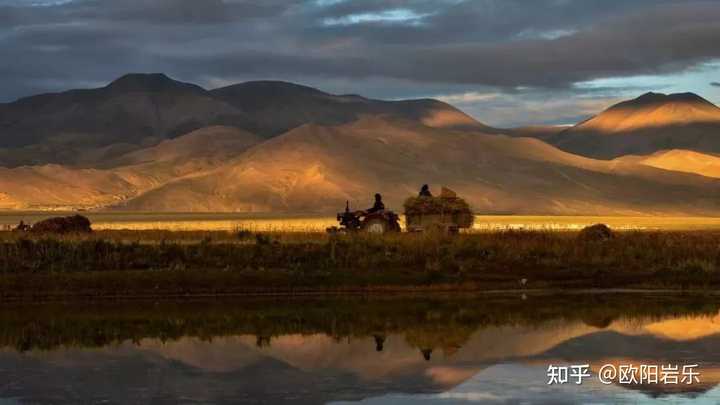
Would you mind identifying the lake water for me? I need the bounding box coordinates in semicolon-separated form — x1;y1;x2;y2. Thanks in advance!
1;293;720;404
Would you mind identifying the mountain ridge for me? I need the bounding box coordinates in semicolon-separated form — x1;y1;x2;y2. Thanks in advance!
104;73;207;94
0;74;491;167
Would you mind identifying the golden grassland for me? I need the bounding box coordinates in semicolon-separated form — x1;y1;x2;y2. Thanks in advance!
4;212;720;232
2;225;720;300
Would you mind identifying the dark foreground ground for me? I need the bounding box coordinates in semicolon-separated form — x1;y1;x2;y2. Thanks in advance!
1;229;719;301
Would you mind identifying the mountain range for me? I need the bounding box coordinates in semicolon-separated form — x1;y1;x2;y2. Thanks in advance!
1;73;720;215
0;73;486;167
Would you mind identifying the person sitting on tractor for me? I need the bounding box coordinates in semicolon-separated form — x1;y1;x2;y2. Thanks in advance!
419;184;432;197
366;193;385;214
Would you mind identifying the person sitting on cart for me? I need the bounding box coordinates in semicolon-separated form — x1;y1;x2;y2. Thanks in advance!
366;193;385;214
419;184;432;197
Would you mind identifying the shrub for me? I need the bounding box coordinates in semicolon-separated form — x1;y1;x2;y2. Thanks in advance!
578;224;614;242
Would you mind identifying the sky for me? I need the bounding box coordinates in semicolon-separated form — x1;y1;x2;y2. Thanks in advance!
1;0;719;127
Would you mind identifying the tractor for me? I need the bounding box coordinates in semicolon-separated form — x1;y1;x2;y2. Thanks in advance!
328;188;474;235
328;201;401;234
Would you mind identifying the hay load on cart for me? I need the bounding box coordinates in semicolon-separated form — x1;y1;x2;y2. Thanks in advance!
404;187;474;234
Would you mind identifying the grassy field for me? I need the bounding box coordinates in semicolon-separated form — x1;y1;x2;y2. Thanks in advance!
4;212;720;232
2;225;720;300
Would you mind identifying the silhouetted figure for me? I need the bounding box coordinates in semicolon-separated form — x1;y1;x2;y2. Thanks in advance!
373;335;386;352
421;348;433;361
366;193;385;214
256;335;271;348
419;184;432;197
14;220;30;232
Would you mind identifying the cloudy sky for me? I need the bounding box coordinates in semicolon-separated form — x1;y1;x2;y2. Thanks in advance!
1;0;719;127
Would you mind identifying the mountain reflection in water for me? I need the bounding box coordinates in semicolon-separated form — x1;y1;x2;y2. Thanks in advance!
1;294;720;404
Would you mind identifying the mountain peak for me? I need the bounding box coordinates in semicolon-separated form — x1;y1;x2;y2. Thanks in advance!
105;73;205;94
592;91;720;128
633;91;667;103
622;91;716;109
549;90;720;158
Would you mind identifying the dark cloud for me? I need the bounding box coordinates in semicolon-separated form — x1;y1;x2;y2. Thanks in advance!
712;82;720;87
77;0;301;24
310;0;673;44
0;0;718;125
166;2;720;88
393;4;720;87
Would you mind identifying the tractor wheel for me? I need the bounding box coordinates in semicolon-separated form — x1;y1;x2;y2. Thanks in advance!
362;218;389;234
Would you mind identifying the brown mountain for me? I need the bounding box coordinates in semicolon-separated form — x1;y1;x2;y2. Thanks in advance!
4;77;720;215
0;74;490;167
116;117;720;215
0;126;261;210
104;126;262;169
547;92;720;159
0;73;251;166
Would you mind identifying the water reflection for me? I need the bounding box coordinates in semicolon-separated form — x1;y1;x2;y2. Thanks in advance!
1;294;720;404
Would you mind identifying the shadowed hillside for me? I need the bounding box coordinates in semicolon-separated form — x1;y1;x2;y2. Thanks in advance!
0;126;262;210
0;74;250;166
210;80;493;136
504;125;564;141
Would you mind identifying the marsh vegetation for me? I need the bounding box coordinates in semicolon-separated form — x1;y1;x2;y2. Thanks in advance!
1;227;720;299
